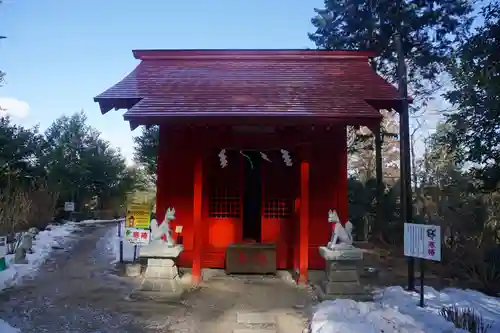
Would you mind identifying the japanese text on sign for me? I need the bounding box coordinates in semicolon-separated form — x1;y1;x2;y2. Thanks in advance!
404;223;441;261
125;228;151;246
64;201;75;212
126;202;151;229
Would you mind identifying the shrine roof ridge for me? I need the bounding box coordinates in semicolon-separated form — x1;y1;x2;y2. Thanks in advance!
132;49;377;60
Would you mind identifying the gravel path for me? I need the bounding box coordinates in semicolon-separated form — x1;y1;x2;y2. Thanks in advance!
0;223;314;333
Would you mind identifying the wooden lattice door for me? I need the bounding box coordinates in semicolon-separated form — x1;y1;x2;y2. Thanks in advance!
204;150;243;267
260;150;297;269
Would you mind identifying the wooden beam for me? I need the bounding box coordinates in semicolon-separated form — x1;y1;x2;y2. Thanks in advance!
155;125;166;221
338;128;349;223
129;121;139;131
299;159;310;284
192;156;203;284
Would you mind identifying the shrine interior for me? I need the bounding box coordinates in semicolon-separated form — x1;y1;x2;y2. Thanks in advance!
241;150;262;243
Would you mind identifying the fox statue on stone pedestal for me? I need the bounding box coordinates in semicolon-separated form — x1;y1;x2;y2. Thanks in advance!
150;207;176;247
327;209;354;249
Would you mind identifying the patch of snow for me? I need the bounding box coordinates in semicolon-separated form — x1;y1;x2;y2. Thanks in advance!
312;286;499;333
0;319;20;333
79;218;125;225
0;222;80;291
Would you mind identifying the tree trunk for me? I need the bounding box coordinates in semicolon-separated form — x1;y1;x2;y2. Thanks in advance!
410;131;420;214
374;126;384;237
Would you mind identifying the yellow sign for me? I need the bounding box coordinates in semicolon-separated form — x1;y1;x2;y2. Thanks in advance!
126;202;151;229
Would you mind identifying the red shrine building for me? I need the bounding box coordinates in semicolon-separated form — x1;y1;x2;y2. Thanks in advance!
94;49;401;284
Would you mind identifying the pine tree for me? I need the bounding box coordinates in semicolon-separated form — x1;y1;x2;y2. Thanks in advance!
133;125;159;183
445;2;500;189
309;0;473;93
309;0;473;237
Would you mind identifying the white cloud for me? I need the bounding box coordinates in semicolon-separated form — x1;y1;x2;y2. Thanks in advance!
0;97;30;118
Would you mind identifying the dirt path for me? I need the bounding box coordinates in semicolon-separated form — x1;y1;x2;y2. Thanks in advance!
0;224;314;333
149;274;314;333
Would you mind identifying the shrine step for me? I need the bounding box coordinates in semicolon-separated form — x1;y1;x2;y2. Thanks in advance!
234;311;277;333
236;312;276;325
233;328;276;333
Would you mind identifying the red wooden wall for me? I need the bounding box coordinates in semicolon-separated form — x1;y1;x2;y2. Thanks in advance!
155;125;348;271
261;153;297;269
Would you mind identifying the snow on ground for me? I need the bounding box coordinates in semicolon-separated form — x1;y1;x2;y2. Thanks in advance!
312;286;500;333
0;222;80;291
78;218;124;225
107;220;139;263
0;318;20;333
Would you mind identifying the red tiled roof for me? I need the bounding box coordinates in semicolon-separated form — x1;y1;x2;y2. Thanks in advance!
94;49;402;124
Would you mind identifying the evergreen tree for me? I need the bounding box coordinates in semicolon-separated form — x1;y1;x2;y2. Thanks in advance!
309;0;473;93
0;1;5;86
445;2;500;189
133;125;159;183
309;0;472;239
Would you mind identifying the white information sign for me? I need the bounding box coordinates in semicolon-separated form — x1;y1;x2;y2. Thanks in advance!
64;202;75;212
125;228;151;246
404;223;441;261
0;236;7;257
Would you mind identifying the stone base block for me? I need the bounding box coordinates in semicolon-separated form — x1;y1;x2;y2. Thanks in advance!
326;260;358;273
14;258;28;264
140;244;184;258
319;246;363;261
318;246;371;302
317;280;372;302
139;256;183;296
326;269;359;282
125;263;142;277
144;264;178;280
147;258;175;267
140;277;182;293
321;281;364;295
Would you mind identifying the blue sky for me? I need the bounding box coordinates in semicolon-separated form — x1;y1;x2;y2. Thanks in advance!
0;0;323;161
1;0;485;163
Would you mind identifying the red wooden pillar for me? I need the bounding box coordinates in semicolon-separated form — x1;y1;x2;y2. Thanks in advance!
338;127;349;223
298;158;310;284
293;198;300;273
192;156;203;284
155;124;167;221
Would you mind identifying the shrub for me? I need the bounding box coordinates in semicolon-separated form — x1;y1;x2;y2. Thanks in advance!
440;306;492;333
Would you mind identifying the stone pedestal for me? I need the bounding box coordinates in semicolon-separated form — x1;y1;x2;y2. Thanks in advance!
139;244;184;295
125;263;142;277
140;242;183;258
317;246;371;301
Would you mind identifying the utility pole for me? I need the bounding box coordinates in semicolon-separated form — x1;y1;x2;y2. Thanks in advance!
395;30;415;290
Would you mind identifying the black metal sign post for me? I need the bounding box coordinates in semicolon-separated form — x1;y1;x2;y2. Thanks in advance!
117;221;124;263
419;258;425;307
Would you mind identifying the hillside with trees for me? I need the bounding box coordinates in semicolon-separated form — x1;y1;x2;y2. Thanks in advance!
309;0;500;294
0;111;143;235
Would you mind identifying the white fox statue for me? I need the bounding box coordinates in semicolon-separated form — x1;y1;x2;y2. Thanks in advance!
327;209;354;249
150;207;176;247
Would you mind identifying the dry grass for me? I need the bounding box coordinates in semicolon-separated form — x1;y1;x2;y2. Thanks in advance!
0;186;32;235
357;242;459;290
0;182;58;236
